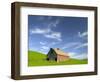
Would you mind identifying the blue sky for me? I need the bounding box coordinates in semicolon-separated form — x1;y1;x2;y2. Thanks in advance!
28;15;88;59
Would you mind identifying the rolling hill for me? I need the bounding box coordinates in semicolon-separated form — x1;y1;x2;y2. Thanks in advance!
28;51;88;66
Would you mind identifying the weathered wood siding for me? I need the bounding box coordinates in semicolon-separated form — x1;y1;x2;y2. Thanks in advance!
57;55;69;62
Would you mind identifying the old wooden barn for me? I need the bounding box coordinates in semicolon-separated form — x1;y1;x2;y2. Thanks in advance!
47;48;69;62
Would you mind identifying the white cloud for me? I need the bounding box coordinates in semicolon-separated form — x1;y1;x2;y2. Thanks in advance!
41;46;49;50
47;19;60;28
44;32;62;41
68;52;87;59
73;53;87;59
31;27;62;41
68;52;76;58
74;43;87;49
62;42;87;50
30;25;62;41
40;42;46;45
52;19;60;27
62;42;80;49
31;28;51;34
38;49;47;54
78;31;87;38
47;23;53;28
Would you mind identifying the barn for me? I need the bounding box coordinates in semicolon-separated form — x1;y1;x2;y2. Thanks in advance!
47;48;69;62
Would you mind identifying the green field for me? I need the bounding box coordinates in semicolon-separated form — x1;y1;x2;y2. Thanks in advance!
28;51;88;66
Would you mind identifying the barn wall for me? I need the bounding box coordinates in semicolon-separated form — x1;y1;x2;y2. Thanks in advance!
57;55;69;62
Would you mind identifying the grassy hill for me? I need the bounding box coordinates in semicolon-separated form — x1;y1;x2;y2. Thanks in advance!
28;51;88;66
